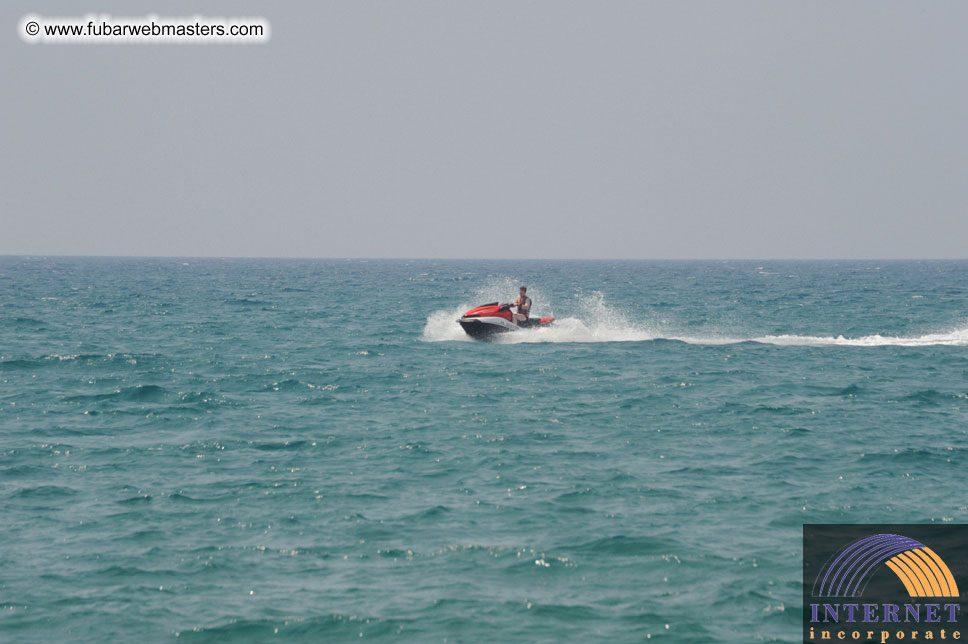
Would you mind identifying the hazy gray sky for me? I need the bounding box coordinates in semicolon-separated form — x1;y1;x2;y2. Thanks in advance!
3;1;966;259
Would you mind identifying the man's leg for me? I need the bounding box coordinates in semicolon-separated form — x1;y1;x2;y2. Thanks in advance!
512;313;526;325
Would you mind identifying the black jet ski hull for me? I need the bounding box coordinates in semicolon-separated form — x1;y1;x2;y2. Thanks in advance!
458;317;519;340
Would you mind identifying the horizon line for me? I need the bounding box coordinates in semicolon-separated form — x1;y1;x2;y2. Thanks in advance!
2;253;968;262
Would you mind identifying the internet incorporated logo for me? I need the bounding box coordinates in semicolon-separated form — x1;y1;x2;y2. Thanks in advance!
803;525;965;643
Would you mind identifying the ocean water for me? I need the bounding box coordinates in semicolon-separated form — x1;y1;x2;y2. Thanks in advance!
1;257;966;643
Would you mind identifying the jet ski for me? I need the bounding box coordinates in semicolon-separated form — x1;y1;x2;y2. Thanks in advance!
457;302;555;340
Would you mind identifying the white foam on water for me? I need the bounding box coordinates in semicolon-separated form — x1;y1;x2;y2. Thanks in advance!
421;306;476;343
619;325;968;347
660;328;968;347
494;290;656;344
745;328;968;347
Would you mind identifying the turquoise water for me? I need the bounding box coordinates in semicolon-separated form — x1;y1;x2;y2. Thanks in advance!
2;257;967;643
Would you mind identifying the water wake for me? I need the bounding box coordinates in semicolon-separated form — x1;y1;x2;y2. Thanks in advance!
421;283;968;347
667;327;968;347
743;329;968;347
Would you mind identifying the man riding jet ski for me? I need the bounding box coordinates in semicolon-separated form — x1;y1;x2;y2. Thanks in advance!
457;286;555;340
510;286;531;325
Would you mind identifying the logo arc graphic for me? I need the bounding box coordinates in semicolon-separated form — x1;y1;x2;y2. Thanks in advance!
814;533;960;598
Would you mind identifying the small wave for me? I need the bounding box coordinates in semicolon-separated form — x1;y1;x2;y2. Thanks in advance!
528;604;604;620
250;439;311;451
566;535;680;556
173;614;408;640
45;353;82;361
1;353;98;369
117;494;152;505
178;391;229;406
224;297;270;306
900;389;965;406
12;485;78;499
168;492;207;504
122;384;169;401
0;358;38;369
91;564;156;579
387;505;452;523
65;384;170;403
11;316;46;327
